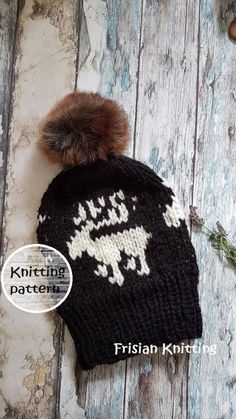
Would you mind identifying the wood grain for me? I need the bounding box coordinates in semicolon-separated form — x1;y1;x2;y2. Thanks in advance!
59;1;143;417
124;1;200;418
0;1;18;256
189;1;236;418
1;0;235;417
0;1;78;417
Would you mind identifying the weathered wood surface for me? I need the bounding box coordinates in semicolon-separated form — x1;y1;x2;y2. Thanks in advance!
189;1;236;418
0;1;18;253
60;1;143;418
0;0;236;418
125;0;200;417
0;0;78;418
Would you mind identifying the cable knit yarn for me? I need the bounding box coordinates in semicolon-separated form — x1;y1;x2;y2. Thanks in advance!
37;155;202;369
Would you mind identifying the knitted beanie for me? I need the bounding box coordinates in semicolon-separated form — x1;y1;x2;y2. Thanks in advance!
37;92;202;370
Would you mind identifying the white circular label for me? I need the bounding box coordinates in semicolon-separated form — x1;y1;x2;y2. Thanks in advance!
1;244;73;313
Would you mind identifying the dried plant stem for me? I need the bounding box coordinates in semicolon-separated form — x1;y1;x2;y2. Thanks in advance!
189;206;236;268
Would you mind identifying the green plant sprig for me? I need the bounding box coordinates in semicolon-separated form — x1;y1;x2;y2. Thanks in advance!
189;206;236;267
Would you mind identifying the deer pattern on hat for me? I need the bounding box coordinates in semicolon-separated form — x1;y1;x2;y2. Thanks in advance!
36;152;202;369
66;190;152;286
37;188;186;287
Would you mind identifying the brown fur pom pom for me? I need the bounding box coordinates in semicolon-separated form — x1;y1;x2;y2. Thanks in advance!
38;91;130;166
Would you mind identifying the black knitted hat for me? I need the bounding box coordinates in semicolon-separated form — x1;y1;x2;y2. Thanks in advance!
37;92;202;370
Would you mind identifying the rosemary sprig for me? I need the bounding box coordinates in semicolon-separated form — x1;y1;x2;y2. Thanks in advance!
189;206;236;267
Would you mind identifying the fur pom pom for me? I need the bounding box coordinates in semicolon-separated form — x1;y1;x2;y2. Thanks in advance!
38;92;130;166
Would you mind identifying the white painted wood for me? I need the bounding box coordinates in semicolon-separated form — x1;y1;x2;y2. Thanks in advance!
59;328;86;419
59;0;142;417
124;1;200;418
76;0;141;155
0;1;17;250
189;2;236;418
1;1;235;417
0;1;78;417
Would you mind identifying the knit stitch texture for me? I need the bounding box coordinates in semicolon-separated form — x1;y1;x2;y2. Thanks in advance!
37;155;202;369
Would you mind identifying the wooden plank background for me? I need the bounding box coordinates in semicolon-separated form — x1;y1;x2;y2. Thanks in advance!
0;0;235;418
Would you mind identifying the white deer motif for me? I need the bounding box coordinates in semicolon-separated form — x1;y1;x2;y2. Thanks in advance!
162;195;185;228
66;190;152;286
